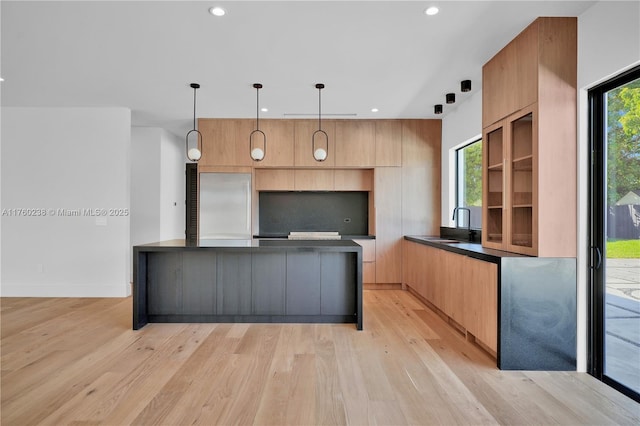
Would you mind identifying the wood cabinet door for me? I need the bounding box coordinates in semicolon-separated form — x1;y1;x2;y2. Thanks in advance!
256;120;295;167
335;120;375;167
463;257;498;352
293;169;334;191
482;20;537;127
199;119;253;167
442;250;465;325
334;169;373;191
482;119;507;251
254;169;295;191
294;120;336;167
374;167;402;283
375;120;402;166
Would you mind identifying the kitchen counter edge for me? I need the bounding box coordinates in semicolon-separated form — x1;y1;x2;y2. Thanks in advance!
404;236;528;263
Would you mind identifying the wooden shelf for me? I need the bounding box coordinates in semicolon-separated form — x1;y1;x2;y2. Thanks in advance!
512;156;533;171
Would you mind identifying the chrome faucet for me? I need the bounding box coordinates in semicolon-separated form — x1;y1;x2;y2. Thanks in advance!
452;207;476;241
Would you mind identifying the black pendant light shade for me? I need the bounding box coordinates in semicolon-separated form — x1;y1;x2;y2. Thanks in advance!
312;83;328;162
185;83;203;162
434;104;443;114
250;83;266;161
446;93;456;104
461;79;472;92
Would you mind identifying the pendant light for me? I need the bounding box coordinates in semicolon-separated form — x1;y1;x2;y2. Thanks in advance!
185;83;202;162
312;83;328;162
249;83;266;161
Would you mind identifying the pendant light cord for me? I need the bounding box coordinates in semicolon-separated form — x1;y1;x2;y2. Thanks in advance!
192;85;197;130
256;86;260;130
318;86;322;131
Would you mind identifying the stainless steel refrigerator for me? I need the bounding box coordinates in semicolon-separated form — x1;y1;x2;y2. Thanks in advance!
199;173;251;242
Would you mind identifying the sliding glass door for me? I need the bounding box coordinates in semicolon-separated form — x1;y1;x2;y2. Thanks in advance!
589;66;640;402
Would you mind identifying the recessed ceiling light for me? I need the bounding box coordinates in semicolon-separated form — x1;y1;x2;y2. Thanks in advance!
425;6;439;16
261;108;268;112
209;7;226;17
0;77;4;82
371;108;379;113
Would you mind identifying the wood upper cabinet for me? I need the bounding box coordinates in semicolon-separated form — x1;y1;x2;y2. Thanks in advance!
334;169;373;191
254;169;295;191
294;169;334;191
199;119;253;167
257;120;295;167
375;120;402;166
483;17;576;128
482;22;537;126
482;17;576;257
294;120;336;167
335;120;376;167
482;105;537;256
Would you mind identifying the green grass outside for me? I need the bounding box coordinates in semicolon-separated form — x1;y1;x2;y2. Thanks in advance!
607;239;640;258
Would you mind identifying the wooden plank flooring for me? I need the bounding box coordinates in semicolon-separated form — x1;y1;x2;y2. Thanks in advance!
1;290;639;425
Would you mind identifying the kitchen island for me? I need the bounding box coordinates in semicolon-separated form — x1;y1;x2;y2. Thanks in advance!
133;239;362;330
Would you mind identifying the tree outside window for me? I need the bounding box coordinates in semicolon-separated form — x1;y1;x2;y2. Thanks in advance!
455;139;482;229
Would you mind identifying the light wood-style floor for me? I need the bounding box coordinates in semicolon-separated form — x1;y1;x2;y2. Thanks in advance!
2;290;639;425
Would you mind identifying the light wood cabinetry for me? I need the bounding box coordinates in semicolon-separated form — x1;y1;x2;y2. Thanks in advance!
481;17;576;257
294;120;336;167
335;120;376;167
334;169;373;191
198;119;253;167
254;169;295;191
403;240;498;353
354;239;376;283
464;256;498;352
483;105;536;255
401;120;442;237
256;168;372;192
257;120;295;167
294;169;334;190
375;120;402;166
374;167;402;284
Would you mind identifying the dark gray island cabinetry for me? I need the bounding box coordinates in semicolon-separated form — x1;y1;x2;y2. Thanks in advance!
133;239;362;330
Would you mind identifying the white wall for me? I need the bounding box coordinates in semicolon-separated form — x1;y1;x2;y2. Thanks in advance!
1;107;131;297
439;0;640;373
159;130;185;241
440;89;483;227
130;127;162;247
576;0;640;372
130;127;184;248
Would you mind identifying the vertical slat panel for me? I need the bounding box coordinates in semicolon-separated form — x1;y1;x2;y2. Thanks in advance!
216;252;252;315
182;252;216;315
320;252;356;315
147;252;182;315
286;252;321;315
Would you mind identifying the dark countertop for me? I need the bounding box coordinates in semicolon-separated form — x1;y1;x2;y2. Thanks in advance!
253;235;375;240
136;238;362;252
404;235;528;263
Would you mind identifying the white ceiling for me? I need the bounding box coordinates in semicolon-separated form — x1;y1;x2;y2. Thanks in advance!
1;1;595;138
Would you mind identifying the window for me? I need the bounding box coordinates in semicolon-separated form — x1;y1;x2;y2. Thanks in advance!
455;139;482;229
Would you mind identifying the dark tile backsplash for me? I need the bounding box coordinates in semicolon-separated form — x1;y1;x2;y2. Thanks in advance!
259;191;368;236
